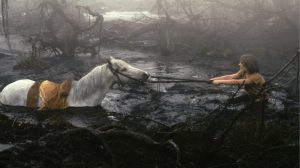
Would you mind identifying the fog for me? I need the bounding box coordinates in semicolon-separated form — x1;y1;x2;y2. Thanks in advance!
5;0;298;60
0;1;298;168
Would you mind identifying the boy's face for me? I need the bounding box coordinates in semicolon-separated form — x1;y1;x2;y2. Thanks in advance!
239;62;246;72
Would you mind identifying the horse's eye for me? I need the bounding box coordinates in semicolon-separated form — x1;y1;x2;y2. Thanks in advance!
121;67;127;71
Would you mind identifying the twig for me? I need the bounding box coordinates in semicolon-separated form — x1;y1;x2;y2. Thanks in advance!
296;52;299;101
124;115;170;128
94;129;117;168
91;129;160;146
266;51;299;84
11;118;16;127
164;139;183;168
258;96;267;144
260;144;298;156
199;81;245;126
97;124;128;132
208;84;266;162
1;0;11;51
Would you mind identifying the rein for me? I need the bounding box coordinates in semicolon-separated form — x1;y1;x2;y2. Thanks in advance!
149;76;211;84
106;59;211;85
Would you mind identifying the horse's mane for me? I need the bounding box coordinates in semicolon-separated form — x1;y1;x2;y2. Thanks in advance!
70;64;108;101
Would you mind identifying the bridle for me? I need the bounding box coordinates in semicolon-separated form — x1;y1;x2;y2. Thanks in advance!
107;59;146;86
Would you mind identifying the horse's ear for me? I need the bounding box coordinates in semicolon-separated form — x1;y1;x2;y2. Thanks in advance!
107;56;114;65
109;56;115;61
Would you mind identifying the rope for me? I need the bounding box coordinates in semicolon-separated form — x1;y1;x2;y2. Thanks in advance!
149;75;211;84
148;80;210;84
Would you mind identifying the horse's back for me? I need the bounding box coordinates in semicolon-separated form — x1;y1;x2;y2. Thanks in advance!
0;79;35;106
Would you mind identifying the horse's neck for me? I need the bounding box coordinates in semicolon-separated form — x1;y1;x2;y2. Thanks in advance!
68;64;114;106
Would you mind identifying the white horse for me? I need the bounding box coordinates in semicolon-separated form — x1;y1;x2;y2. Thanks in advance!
0;57;149;107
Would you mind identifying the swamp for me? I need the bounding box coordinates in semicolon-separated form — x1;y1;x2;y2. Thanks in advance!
0;0;299;168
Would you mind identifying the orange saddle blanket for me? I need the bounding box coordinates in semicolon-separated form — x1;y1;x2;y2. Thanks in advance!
26;80;72;110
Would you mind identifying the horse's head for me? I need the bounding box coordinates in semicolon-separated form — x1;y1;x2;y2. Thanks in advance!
107;57;150;85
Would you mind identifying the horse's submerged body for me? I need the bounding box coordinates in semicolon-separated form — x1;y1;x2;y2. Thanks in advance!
0;57;149;109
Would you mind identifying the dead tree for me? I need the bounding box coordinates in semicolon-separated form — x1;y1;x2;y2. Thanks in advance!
1;0;11;51
32;0;104;57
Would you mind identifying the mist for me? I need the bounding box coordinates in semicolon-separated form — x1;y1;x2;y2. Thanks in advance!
0;0;298;168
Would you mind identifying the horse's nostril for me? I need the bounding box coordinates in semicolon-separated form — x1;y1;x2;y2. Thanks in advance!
143;73;150;80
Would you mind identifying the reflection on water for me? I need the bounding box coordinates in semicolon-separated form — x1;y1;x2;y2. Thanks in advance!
83;11;158;21
104;11;158;21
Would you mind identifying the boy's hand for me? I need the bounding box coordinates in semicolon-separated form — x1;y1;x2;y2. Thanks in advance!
212;80;222;85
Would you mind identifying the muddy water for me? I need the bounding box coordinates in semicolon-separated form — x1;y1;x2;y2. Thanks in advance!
0;45;289;127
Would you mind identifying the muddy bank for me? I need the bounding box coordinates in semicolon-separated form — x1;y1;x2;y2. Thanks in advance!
0;103;298;168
